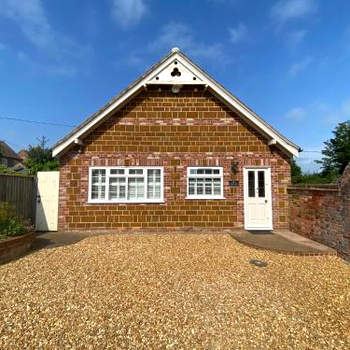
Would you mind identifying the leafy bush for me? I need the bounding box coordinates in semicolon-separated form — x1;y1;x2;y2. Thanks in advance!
0;202;31;239
291;158;339;184
24;136;59;175
292;172;339;184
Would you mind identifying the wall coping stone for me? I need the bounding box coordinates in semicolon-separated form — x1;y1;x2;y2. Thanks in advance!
288;184;339;193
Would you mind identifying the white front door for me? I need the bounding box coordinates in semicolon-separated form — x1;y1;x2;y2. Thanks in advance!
35;171;60;231
243;167;273;230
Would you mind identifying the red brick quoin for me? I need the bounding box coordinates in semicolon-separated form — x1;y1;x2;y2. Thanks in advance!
58;86;291;231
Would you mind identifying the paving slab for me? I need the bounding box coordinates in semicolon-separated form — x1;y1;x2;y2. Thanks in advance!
32;229;336;257
229;229;336;256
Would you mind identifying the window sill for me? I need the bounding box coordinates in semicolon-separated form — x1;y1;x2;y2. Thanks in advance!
185;196;226;200
87;200;165;204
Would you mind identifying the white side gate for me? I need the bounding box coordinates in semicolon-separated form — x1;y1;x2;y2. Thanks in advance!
35;171;60;231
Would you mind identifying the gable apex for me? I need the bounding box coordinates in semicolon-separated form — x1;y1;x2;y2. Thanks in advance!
147;56;204;85
52;48;301;158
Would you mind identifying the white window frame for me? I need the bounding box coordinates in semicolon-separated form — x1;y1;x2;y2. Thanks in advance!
88;166;164;203
186;166;224;200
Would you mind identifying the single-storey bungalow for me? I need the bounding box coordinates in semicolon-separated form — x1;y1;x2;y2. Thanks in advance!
52;48;300;232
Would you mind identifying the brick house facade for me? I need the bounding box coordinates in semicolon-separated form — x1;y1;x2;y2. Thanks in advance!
53;49;299;232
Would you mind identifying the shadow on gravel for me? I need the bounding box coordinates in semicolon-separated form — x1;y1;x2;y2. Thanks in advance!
31;232;89;252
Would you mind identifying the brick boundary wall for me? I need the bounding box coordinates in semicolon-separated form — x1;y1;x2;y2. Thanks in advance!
288;164;350;261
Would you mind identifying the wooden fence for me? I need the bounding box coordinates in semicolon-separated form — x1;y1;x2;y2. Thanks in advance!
0;174;36;223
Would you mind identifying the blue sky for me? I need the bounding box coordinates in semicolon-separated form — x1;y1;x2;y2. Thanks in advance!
1;0;350;172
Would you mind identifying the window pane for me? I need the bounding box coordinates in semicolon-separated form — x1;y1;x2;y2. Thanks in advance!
197;178;204;194
91;169;106;199
91;185;105;199
248;171;255;198
213;178;221;195
110;169;124;175
188;167;222;197
129;169;143;175
258;171;265;198
189;178;195;195
128;177;144;199
109;177;126;200
213;184;221;195
204;178;212;195
147;169;161;199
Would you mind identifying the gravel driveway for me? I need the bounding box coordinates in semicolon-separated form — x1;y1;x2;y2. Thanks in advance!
1;233;349;349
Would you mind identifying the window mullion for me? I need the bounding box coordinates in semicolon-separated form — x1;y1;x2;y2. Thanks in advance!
106;169;110;201
144;170;148;200
126;174;129;202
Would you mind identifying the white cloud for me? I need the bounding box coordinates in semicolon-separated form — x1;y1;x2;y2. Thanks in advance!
0;0;91;76
0;0;53;49
149;22;229;63
287;29;307;46
150;22;193;51
16;50;77;76
229;23;247;44
111;0;147;29
286;107;306;120
270;0;317;23
286;97;350;127
288;56;313;76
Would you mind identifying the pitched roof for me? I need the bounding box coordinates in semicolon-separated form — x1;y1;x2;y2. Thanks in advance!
52;48;301;157
0;141;21;160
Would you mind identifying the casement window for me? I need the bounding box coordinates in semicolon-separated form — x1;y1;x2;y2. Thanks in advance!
186;167;224;199
88;167;164;203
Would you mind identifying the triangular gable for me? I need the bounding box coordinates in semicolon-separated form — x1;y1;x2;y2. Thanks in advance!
52;48;300;157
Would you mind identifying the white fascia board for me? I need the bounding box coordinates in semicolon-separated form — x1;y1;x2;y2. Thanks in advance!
53;52;299;157
53;53;186;157
176;55;299;157
206;85;299;157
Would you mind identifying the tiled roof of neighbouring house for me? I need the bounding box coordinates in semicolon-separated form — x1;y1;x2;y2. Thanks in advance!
0;141;21;160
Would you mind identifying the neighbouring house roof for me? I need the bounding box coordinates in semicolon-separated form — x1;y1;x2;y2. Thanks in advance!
0;141;21;161
52;48;301;158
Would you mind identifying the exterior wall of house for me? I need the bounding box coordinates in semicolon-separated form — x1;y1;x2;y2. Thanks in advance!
0;157;20;168
58;86;291;231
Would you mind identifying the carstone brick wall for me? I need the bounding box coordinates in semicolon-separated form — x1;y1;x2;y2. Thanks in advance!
288;165;350;260
58;85;291;231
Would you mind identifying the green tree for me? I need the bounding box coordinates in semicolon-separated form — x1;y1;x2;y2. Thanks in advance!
24;137;59;175
316;121;350;176
290;158;302;184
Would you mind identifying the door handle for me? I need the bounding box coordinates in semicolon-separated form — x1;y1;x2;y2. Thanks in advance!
265;200;268;203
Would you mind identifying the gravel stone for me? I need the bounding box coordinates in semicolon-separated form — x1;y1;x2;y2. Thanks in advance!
1;233;350;349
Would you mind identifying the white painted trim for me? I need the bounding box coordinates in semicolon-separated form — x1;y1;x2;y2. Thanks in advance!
52;50;300;158
243;167;273;230
185;197;225;200
88;166;164;204
186;166;224;200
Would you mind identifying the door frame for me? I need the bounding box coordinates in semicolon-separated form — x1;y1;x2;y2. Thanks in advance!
243;166;273;230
